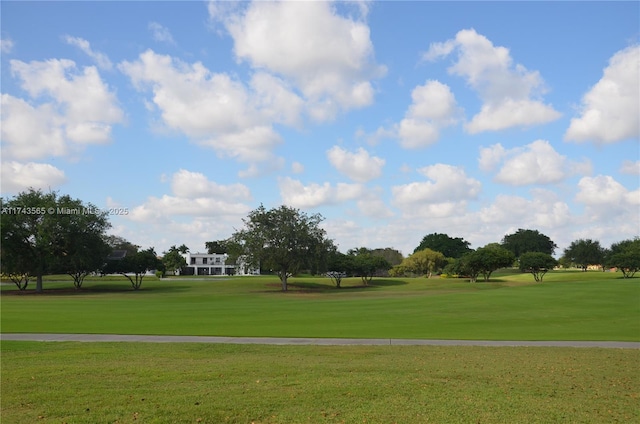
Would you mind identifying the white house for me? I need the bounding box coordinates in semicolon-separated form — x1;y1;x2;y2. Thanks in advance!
179;252;259;276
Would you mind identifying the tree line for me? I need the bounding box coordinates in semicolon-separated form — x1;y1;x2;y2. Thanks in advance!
2;190;639;292
1;189;168;292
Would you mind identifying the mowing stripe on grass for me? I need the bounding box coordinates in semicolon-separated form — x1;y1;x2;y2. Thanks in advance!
2;333;638;348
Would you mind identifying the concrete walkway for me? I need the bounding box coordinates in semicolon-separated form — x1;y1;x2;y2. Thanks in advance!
1;333;638;348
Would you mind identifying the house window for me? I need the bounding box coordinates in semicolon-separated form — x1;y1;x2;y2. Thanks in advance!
203;258;207;264
215;257;221;264
190;258;195;265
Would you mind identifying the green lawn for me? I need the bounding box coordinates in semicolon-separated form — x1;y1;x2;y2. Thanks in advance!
1;270;638;341
2;341;638;423
2;270;639;423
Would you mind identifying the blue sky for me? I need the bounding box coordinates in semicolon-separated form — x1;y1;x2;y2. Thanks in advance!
1;1;639;257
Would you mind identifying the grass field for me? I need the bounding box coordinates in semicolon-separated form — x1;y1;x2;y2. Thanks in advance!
1;270;638;341
1;270;639;423
2;341;638;423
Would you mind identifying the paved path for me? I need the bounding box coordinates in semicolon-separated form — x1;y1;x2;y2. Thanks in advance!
1;333;638;348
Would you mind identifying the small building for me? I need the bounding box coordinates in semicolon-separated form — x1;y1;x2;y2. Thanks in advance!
179;252;259;276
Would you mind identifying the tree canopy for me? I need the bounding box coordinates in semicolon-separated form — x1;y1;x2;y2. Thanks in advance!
162;245;187;276
231;205;335;291
607;238;640;278
347;248;392;285
205;240;228;254
398;248;446;278
1;189;111;292
501;229;557;258
562;239;605;271
519;252;558;282
413;233;471;258
104;247;163;290
458;244;515;282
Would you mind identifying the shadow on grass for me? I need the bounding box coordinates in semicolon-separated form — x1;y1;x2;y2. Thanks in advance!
259;278;408;294
1;283;192;296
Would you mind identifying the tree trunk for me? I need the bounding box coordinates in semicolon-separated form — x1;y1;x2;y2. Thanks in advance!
36;274;43;293
279;272;288;291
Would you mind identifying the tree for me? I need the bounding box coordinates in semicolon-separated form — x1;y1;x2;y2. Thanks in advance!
325;250;353;288
519;252;558;282
370;248;404;266
1;189;111;292
104;247;163;290
502;229;558;258
413;233;471;258
455;251;484;283
54;230;111;289
401;248;446;278
348;248;391;285
205;240;227;254
562;239;605;271
230;205;334;291
607;238;640;278
177;244;190;254
104;235;140;257
474;244;515;282
162;245;187;276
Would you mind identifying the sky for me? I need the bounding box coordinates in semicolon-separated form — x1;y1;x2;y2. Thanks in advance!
1;0;639;257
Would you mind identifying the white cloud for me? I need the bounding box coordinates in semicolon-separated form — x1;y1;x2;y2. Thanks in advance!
357;190;395;219
574;175;640;236
397;80;461;148
148;22;175;45
63;35;113;70
478;190;571;229
1;94;68;160
356;125;396;146
392;164;481;206
565;44;640;144
1;37;14;53
575;175;638;208
170;169;251;201
483;140;592;186
128;195;250;223
126;169;252;224
250;72;304;127
0;161;67;193
216;0;386;121
119;50;283;164
326;146;385;182
424;28;561;133
291;161;305;174
278;177;365;209
620;160;640;175
1;59;123;161
478;143;507;172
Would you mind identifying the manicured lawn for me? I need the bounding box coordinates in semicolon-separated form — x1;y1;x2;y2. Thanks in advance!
1;270;638;341
2;341;638;424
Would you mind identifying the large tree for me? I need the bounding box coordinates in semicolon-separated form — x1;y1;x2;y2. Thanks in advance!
562;239;605;271
501;229;558;258
401;248;446;278
1;189;111;292
326;251;354;288
205;240;228;254
519;252;558;282
347;248;392;285
474;244;515;282
162;245;188;276
231;205;334;291
104;235;140;257
370;248;404;266
413;233;471;258
104;247;163;290
607;238;640;278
